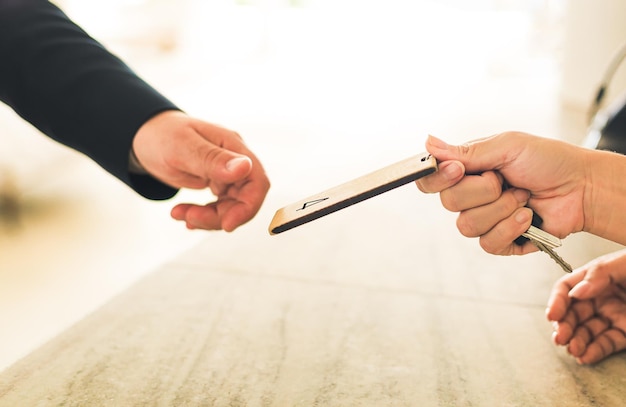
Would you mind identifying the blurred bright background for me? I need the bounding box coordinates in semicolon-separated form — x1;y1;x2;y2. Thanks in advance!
2;0;626;372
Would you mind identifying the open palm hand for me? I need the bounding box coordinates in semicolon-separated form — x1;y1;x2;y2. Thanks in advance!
547;250;626;364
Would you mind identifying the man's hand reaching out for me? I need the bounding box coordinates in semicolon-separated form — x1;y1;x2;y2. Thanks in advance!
132;110;270;231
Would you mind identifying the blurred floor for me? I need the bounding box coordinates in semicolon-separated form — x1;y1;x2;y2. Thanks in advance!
0;109;205;372
1;0;623;377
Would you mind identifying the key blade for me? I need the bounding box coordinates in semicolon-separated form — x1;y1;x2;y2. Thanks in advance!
522;225;561;249
533;240;573;273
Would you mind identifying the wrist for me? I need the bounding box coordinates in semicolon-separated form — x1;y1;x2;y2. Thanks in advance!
128;147;149;175
583;149;626;244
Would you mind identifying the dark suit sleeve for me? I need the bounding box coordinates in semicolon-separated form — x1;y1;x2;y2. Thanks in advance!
0;0;179;199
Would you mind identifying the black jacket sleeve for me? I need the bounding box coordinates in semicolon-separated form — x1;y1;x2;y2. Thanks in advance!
0;0;178;199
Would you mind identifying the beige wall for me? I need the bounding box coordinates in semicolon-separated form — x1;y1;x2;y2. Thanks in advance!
560;0;626;112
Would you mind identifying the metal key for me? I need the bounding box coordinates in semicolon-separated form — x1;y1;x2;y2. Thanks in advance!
521;225;561;249
516;214;573;273
529;239;572;273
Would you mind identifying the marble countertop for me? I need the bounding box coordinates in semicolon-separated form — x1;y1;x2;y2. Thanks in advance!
1;188;624;406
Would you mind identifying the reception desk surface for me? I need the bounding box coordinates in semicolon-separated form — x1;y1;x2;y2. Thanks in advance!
1;187;625;406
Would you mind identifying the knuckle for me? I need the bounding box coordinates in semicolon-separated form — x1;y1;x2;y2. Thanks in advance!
501;190;523;214
456;214;479;238
458;142;471;157
478;237;497;254
163;154;184;173
591;260;611;276
440;190;461;212
416;178;441;194
415;179;430;193
202;145;222;164
483;172;503;200
599;334;617;357
478;224;515;255
200;147;229;177
232;131;245;142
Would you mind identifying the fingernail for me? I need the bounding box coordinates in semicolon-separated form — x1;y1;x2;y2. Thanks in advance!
427;134;448;149
569;281;590;298
441;162;463;181
226;156;251;172
513;188;530;203
515;208;531;224
551;330;559;344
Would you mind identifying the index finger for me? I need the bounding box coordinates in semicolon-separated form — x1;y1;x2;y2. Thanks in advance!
546;271;585;321
171;174;269;232
415;160;465;193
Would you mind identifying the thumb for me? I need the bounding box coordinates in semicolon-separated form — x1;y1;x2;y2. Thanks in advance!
187;141;253;183
568;269;612;300
426;134;523;174
568;251;626;299
207;149;252;183
223;155;253;180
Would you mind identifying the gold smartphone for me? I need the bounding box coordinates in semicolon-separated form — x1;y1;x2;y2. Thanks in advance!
268;152;438;235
